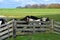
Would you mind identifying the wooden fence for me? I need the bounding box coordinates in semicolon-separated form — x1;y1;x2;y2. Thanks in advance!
0;20;13;40
15;21;51;35
53;21;60;34
0;19;60;40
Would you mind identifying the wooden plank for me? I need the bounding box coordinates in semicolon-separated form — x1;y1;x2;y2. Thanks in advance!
0;24;12;31
1;33;12;40
29;21;50;23
54;21;60;24
35;28;49;30
54;24;60;28
17;24;50;27
54;28;60;32
16;21;26;23
16;28;48;32
17;29;33;31
53;31;60;34
16;21;50;23
0;29;13;36
0;20;13;27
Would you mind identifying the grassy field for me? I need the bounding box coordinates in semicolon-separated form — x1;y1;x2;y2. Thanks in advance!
9;33;60;40
0;8;60;40
0;8;60;17
0;8;60;21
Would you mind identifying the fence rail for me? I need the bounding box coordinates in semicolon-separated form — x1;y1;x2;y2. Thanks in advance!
0;19;60;40
0;20;13;40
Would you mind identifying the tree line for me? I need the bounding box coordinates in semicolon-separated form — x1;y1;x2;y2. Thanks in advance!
16;3;60;8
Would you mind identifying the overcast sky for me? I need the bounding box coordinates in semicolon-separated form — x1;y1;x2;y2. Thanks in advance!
0;0;60;8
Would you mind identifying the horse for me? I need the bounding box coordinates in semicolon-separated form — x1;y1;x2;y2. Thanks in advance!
20;16;42;25
20;16;50;25
41;17;50;25
0;18;5;25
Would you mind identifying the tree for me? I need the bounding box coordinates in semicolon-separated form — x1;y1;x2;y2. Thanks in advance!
40;4;47;8
47;4;60;8
16;4;60;8
31;4;39;8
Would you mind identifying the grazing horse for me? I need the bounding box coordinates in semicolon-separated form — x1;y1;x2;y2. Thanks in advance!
27;16;42;25
20;16;50;25
20;16;42;25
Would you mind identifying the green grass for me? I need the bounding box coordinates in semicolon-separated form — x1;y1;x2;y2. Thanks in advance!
0;8;60;40
0;8;60;17
9;33;60;40
0;8;60;21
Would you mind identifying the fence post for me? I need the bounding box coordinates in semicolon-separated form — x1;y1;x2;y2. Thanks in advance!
13;19;16;40
51;19;54;33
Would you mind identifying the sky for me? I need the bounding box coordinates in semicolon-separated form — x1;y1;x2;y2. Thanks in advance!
0;0;60;8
